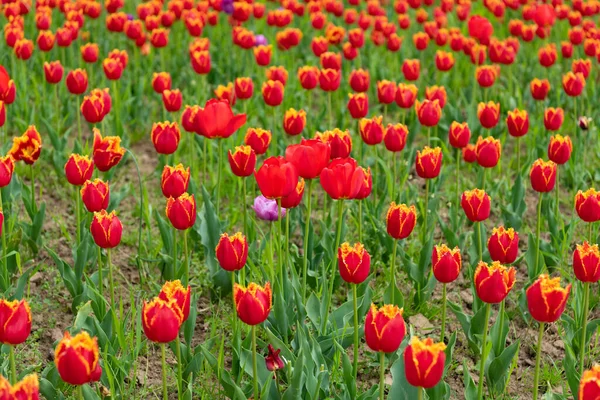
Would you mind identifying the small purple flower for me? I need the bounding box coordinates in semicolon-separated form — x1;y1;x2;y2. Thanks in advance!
222;0;234;14
254;34;268;47
253;196;286;221
126;14;134;21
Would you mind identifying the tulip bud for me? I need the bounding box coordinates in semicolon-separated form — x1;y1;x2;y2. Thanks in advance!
579;116;592;131
349;69;370;93
461;189;491;222
530;78;550;101
162;89;182;113
216;232;249;272
142;297;183;343
477;101;500;129
262;80;284;106
92;129;125;172
463;144;477;163
297;66;319;90
103;57;123;80
191;50;211;74
529;159;557;193
475;136;501;168
415;99;442;127
543;107;564;131
0;299;31;345
347;93;369;119
474;261;516;303
265;344;284;372
384;124;408;153
54;331;102;385
435;50;454;71
151;121;180;155
244;128;271;156
43;60;63;84
579;366;600;399
475;65;497;88
314;129;352;159
79;93;105;124
448;121;470;149
359;116;384;145
64;154;94;186
404;337;446;388
365;304;406;353
9;126;42;165
386;202;417;240
338;242;371;284
152;72;172;94
320;158;365;200
319;68;341;92
166;193;197;230
432;244;461;283
234;282;272;325
253;45;272;66
235;77;254;100
506;109;529;137
573;242;600;283
486;226;519;264
415;146;442;179
90;210;122;248
376;80;396;104
161;164;190;198
396;83;418;109
575;189;600;223
228;146;256;178
547;135;572;165
562;71;585;97
283;108;306;136
181;105;199;133
0;155;15;188
402;59;420;81
526;274;571;323
158;280;191;322
253;195;286;221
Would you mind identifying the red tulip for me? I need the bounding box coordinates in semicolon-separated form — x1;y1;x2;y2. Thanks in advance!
166;193;197;230
161;164;190;198
338;242;371;284
364;304;406;353
285;139;331;180
216;232;248;272
404;337;446;389
548;135;572;165
255;156;299;199
575;189;600;223
0;299;31;345
64;154;94;186
314;129;352;159
234;282;272;325
320;158;365;200
475;136;501;168
142;297;183;343
474;261;516;303
228;146;256;177
90;210;122;248
573;242;600;283
415;146;442;179
432;244;461;283
526;274;570;323
530;159;557;193
92;129;125;172
461;189;491;222
54;331;102;385
386;203;417;240
151;121;180;155
194;99;247;139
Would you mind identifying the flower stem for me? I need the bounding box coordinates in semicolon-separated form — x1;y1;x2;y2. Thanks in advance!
441;283;447;343
358;200;363;243
161;343;168;400
392;153;397;203
252;325;258;400
328;92;333;128
477;303;491;400
533;322;545;400
417;386;423;400
322;200;344;334
580;281;590;376
455;149;460;223
76;95;82;147
534;192;543;277
97;246;103;300
112;80;120;137
390;240;397;304
496;300;505;352
78;385;84;400
183;230;189;286
75;186;81;246
516;136;521;175
30;165;36;213
242;178;248;235
379;352;386;400
477;221;483;262
277;201;283;288
302;179;313;302
231;271;237;334
172;226;177;281
9;345;16;384
422;179;430;243
352;283;359;382
0;188;7;285
108;248;115;309
216;138;223;218
176;336;183;398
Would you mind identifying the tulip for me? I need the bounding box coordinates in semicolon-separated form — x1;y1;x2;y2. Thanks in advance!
142;297;183;343
435;50;454;72
234;77;253;100
386;203;417;240
37;30;55;52
152;72;172;94
14;39;33;60
151;121;180;155
253;45;272;66
506;109;529;138
266;67;288;86
347;93;369;119
463;144;477;163
319;68;341;93
43;61;63;84
80;93;105;124
384;124;408;153
281;179;304;209
285;139;330;180
477;101;500;129
475;65;497;88
404;337;446;391
9;126;42;165
195;99;247;139
432;244;461;340
283;108;306;136
543;107;564;131
262;80;284;107
81;43;99;63
425;86;447;109
103;58;123;80
359;116;384;145
297;66;319;90
475;136;501;169
0;299;31;346
255;156;298;200
253;195;286;221
166;193;196;231
349;69;370;93
415;99;442;129
530;78;550;101
0;155;14;188
579;366;600;400
402;59;420;81
563;71;586;97
415;146;442;179
216;232;248;272
487;226;519;264
181;105;199;133
576;189;600;224
265;344;284;372
228;146;256;178
461;189;491;222
54;331;102;386
365;303;406;353
91;210;122;250
314;129;352;159
234;282;272;326
92;129;125;172
161;164;190;199
448;122;470;149
396;83;418;109
63;154;94;187
0;374;39;398
158;280;191;322
376;80;396;105
572;59;591;79
190;50;211;74
338;242;371;284
320;158;365;200
81;179;109;214
530;159;556;193
548;135;572;165
214;83;236;106
161;89;182;113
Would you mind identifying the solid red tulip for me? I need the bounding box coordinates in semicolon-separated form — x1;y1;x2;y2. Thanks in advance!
194;99;247;139
281;179;305;208
320;158;365;200
255;156;299;199
285;139;331;180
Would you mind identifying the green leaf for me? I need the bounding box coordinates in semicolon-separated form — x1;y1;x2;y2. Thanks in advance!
389;340;419;400
486;340;520;396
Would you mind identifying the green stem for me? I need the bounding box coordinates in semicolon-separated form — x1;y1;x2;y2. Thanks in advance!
477;303;491;400
172;226;177;281
203;138;207;180
534;192;543;277
555;168;560;220
216;139;223;218
328;92;333;128
353;283;359;382
176;336;183;398
76;95;82;147
161;343;168;400
75;187;81;246
78;385;84;400
392;153;397;203
9;345;16;384
322;200;344;334
183;230;189;286
496;300;505;353
277;201;283;288
252;325;258;400
231;271;237;334
477;222;483;262
441;283;447;342
422;179;430;243
589;222;594;243
30;165;36;213
242;178;248;235
302;179;313;302
532;322;545;400
112;80;120;137
108;248;114;309
455;149;460;219
516;136;521;175
418;386;423;400
358;200;363;243
390;240;397;304
0;188;6;285
379;352;386;400
97;247;103;300
580;282;590;376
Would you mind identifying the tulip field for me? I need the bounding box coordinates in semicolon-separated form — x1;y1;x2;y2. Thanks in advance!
1;0;600;399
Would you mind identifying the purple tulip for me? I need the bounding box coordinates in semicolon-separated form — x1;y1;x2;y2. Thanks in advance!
253;196;286;221
255;34;268;46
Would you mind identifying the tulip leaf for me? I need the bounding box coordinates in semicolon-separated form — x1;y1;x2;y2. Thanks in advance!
306;293;321;329
282;347;304;400
82;384;101;400
334;340;355;399
463;359;478;400
199;343;247;399
486;340;520;396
